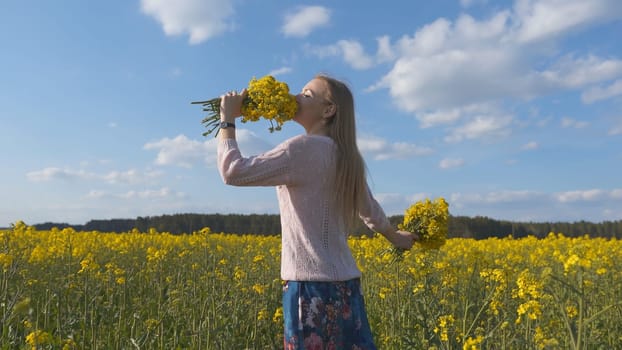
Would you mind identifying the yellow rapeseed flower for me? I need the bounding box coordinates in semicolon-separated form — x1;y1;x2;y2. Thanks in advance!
252;283;266;295
534;326;559;349
563;254;580;274
62;338;78;350
378;287;391;300
273;307;283;324
0;252;13;271
257;309;270;321
463;335;484;350
516;300;542;323
399;197;449;250
145;318;159;331
234;266;246;281
193;75;297;136
435;314;455;342
25;330;54;348
566;304;578;318
78;254;100;274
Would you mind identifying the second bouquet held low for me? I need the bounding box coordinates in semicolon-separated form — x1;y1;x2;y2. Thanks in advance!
382;197;449;261
400;197;449;250
191;75;298;136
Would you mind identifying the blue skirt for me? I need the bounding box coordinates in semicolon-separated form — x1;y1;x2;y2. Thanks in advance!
282;279;377;350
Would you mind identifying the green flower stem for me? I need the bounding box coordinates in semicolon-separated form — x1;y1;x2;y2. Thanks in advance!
191;98;222;136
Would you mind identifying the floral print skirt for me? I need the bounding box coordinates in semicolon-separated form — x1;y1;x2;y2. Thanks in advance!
282;278;377;350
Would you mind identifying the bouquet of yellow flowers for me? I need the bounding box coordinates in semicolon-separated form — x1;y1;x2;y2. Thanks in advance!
191;75;298;136
399;197;449;250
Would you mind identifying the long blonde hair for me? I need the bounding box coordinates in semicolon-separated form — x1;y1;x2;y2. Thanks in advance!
316;75;367;229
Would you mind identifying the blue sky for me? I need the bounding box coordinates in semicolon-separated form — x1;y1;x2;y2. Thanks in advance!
2;0;621;227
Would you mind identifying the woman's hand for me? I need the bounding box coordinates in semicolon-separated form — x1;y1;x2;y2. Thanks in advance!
387;229;419;250
220;89;247;122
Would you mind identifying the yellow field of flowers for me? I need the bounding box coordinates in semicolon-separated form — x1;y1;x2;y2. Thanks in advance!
1;221;621;349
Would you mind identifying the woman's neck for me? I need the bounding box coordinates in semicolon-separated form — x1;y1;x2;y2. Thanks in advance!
305;122;329;136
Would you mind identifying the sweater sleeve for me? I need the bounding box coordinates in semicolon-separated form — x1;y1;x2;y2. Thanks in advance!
217;138;293;187
359;185;393;234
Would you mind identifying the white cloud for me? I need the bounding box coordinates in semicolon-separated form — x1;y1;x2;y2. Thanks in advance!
86;187;186;200
541;55;622;89
120;187;182;199
439;158;465;169
268;67;293;77
282;6;330;38
140;0;234;44
448;190;549;220
460;0;488;7
555;189;606;203
26;167;161;185
228;130;275;156
395;18;452;57
340;0;622;143
358;134;433;160
102;169;162;185
26;168;93;182
513;0;621;43
521;141;539;150
375;36;395;63
305;40;375;70
454;11;512;44
373;188;622;221
582;79;622;103
144;134;210;168
373;192;431;215
374;46;534;113
306;35;405;71
144;131;274;168
336;40;374;70
417;108;462;128
374;193;410;208
609;122;622;136
85;190;107;199
485;190;543;203
443;188;622;221
452;190;543;204
561;117;589;129
373;24;622;113
445;114;513;143
417;104;499;130
304;43;339;59
169;67;182;78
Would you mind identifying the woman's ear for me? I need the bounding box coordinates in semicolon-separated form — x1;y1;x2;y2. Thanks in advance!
323;103;336;119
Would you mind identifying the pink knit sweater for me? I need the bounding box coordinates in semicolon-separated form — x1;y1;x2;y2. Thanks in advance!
217;134;392;281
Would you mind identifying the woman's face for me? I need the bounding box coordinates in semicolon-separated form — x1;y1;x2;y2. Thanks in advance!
294;78;333;134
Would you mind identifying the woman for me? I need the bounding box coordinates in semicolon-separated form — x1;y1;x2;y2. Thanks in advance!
217;74;417;349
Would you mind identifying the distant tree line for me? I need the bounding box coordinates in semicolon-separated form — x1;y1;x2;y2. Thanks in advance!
34;214;282;236
31;213;622;239
442;216;622;239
